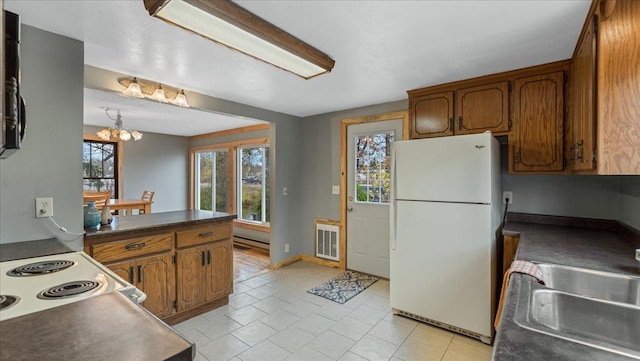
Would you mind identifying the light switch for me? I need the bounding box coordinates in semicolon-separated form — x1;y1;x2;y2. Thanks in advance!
332;185;340;195
283;187;288;196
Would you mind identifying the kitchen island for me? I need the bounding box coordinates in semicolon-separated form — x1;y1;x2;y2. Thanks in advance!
84;210;237;324
0;238;194;361
493;215;640;361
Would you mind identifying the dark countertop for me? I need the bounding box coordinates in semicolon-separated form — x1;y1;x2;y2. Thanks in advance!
0;238;74;262
493;221;640;361
0;292;193;361
84;210;236;240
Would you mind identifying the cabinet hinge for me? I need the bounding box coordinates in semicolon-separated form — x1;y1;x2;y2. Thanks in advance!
508;119;512;130
592;150;597;162
593;15;599;35
508;83;512;92
173;300;177;309
172;255;176;264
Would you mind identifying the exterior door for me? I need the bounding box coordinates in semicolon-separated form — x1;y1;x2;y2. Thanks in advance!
347;119;403;278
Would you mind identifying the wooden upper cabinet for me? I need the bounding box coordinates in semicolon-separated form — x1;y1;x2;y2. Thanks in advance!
410;91;454;138
510;71;565;173
568;15;597;172
455;82;509;135
596;0;640;174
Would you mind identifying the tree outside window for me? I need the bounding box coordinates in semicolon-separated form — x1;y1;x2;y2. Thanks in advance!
195;150;229;213
83;140;118;198
239;146;269;223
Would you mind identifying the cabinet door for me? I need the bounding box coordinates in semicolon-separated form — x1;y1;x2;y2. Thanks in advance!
176;245;209;312
137;253;176;319
106;259;136;285
410;91;454;138
205;241;233;302
569;16;597;171
510;71;565;173
456;81;509;135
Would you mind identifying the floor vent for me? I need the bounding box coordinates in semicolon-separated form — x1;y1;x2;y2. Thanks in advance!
315;219;340;261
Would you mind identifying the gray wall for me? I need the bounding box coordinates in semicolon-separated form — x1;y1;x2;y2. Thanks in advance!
619;176;640;229
0;26;84;248
84;125;190;212
500;146;622;220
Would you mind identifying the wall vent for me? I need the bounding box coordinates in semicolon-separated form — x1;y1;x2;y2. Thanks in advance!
315;220;340;261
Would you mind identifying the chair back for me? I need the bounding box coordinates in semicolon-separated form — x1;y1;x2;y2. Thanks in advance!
141;190;155;202
83;191;110;207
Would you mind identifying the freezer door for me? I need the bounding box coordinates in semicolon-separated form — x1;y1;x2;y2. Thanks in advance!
390;200;495;338
393;133;496;204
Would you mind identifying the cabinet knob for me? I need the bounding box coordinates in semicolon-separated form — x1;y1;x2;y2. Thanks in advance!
201;251;206;266
129;267;134;284
137;265;142;283
449;117;454;131
458;116;463;131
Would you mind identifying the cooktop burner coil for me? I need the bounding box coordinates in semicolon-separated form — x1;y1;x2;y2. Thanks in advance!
0;295;20;311
37;280;102;300
7;260;76;277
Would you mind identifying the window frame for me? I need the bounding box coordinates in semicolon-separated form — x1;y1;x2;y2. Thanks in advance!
83;134;124;199
194;147;230;213
189;137;270;232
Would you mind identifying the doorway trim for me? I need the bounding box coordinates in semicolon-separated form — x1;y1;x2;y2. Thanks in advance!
339;111;409;270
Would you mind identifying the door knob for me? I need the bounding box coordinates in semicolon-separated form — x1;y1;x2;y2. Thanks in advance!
347;206;353;212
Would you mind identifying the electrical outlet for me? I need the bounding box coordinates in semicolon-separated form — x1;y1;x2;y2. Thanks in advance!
285;243;290;253
35;197;54;218
503;191;513;204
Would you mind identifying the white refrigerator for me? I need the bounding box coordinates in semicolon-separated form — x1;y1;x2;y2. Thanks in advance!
390;132;501;345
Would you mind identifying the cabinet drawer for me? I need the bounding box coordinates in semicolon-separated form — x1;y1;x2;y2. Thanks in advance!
176;223;232;248
92;233;174;263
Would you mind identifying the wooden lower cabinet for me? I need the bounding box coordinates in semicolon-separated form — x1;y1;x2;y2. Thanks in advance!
106;253;176;319
176;240;232;312
86;219;234;323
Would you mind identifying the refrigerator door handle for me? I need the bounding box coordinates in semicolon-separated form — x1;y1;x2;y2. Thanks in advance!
390;148;398;250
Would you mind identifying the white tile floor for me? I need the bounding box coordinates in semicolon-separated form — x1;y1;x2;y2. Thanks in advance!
174;261;493;361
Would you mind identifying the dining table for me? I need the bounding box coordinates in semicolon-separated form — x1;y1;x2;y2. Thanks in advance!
96;198;153;216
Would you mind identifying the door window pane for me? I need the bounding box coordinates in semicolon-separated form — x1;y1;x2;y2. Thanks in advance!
354;131;394;204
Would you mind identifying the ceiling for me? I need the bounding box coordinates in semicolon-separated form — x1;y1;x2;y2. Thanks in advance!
5;0;591;136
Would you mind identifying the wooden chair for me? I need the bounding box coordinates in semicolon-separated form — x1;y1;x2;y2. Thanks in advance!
83;191;110;207
139;190;155;214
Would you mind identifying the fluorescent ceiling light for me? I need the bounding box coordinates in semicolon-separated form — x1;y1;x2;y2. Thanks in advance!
143;0;335;79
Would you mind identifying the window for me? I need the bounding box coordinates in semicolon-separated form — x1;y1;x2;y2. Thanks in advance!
354;130;394;204
238;146;269;223
195;150;229;213
83;139;118;198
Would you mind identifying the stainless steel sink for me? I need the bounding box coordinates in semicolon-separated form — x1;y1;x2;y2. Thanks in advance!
537;263;640;306
514;265;640;359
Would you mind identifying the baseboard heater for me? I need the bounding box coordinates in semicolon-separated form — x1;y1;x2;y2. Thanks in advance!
233;235;269;250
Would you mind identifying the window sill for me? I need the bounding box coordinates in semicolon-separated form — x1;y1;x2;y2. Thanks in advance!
233;220;271;233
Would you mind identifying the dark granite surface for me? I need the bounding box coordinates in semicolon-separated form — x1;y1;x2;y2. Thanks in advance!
0;292;194;361
0;238;74;262
84;210;236;240
493;222;640;361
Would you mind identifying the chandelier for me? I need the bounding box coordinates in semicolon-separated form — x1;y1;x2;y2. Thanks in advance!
119;77;189;108
96;108;143;142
